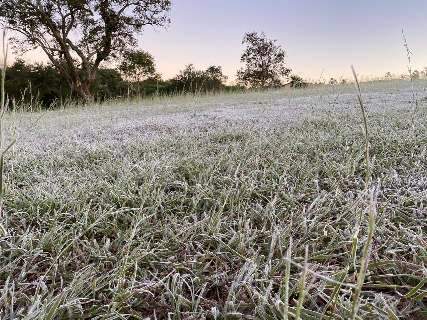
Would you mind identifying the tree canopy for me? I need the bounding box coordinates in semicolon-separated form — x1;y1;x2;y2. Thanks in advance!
288;74;307;88
171;64;228;93
119;50;157;82
0;0;171;101
5;59;129;107
237;32;291;88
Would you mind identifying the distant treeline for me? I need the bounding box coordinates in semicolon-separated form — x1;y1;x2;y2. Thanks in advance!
5;60;244;109
8;57;422;110
1;1;425;110
4;31;311;109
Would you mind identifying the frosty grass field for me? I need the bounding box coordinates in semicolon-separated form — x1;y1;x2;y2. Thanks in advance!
1;80;426;319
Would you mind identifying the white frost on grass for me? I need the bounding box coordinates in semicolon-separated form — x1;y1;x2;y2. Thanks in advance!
1;80;426;319
8;81;426;159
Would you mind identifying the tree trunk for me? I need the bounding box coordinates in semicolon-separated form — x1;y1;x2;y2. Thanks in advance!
71;79;94;104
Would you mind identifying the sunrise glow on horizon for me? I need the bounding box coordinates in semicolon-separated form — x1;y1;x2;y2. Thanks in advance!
13;0;427;83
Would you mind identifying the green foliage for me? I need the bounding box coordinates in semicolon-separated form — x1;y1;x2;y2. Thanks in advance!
5;59;70;107
119;50;157;82
118;50;160;97
169;64;228;94
205;65;228;91
3;59;239;107
5;60;129;107
289;75;308;88
93;68;127;101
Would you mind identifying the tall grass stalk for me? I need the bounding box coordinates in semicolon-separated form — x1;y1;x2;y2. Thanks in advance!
282;237;292;320
1;30;6;113
295;246;309;320
0;29;15;211
401;30;419;129
0;29;8;203
350;65;378;319
351;65;371;185
350;187;377;319
284;257;355;289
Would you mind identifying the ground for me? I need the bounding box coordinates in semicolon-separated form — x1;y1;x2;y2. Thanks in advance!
1;80;426;319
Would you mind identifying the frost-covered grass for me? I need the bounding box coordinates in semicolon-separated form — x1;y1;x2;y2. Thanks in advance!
1;80;426;319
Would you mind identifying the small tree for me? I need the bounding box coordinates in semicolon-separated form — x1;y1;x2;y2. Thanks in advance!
237;32;291;88
172;64;203;93
288;74;307;88
204;65;227;91
329;77;338;85
119;50;158;97
411;70;420;80
0;0;171;102
119;50;157;83
171;64;227;93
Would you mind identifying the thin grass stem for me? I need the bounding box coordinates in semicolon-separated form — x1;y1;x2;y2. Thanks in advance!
351;65;371;186
350;187;377;319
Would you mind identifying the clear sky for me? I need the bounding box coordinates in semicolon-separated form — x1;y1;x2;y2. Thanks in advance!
20;0;427;83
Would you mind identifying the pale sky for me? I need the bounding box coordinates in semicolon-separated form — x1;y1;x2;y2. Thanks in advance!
15;1;427;83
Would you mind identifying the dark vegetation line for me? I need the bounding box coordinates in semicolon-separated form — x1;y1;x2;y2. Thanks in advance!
4;59;244;109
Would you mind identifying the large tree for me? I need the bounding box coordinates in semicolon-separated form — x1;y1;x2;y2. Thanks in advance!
0;0;171;101
237;32;291;88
